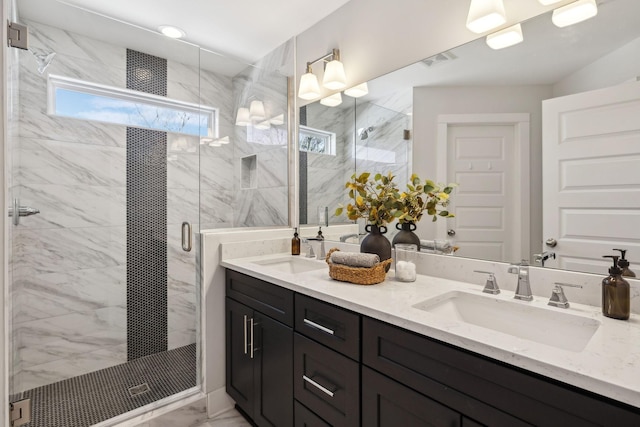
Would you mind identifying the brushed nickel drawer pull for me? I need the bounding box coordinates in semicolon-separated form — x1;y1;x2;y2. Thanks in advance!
303;318;335;335
303;375;335;397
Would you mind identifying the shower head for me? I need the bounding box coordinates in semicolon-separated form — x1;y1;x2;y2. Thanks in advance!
30;48;56;74
359;126;375;140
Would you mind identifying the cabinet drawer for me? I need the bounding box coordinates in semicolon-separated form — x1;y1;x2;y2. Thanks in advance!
226;269;294;327
363;317;640;427
294;333;359;427
295;294;360;360
362;366;461;427
294;401;331;427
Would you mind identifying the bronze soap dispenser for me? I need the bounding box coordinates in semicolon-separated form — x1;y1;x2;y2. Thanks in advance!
602;255;630;320
614;249;636;278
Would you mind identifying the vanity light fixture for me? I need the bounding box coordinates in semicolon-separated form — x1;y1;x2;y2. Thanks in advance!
551;0;598;27
249;100;266;121
235;107;251;126
486;23;524;50
320;92;342;107
344;82;369;98
158;25;186;39
298;48;346;100
466;0;507;34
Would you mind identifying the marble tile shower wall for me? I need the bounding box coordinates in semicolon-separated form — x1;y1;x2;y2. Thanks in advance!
355;101;412;188
305;102;355;225
229;41;291;227
9;20;229;392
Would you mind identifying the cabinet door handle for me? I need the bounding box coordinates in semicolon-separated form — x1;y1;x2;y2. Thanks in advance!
243;315;248;355
250;318;255;359
303;318;335;335
303;375;336;397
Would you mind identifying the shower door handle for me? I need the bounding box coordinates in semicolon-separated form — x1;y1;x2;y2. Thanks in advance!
181;222;192;252
8;199;40;225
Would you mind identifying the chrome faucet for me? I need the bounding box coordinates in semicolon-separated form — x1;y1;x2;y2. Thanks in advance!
302;237;325;260
534;251;556;267
508;260;533;301
339;233;360;243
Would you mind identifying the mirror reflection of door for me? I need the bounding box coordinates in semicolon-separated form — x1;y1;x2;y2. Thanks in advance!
542;80;640;273
438;114;530;263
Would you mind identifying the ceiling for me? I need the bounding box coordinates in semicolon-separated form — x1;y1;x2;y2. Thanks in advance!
17;0;352;74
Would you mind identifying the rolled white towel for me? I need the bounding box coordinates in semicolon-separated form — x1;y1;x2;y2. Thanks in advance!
330;251;380;268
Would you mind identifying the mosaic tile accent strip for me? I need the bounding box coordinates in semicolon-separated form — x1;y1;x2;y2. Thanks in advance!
126;49;167;96
126;50;168;360
299;106;308;224
20;344;196;427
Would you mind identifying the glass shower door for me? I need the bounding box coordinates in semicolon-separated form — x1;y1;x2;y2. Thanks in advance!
7;2;202;425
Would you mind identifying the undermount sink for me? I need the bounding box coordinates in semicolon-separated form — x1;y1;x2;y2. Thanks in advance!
252;256;326;274
413;291;601;352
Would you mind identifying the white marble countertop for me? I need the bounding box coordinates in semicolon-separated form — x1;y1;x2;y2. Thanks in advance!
221;252;640;409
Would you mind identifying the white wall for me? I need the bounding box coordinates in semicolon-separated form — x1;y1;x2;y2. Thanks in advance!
413;85;553;257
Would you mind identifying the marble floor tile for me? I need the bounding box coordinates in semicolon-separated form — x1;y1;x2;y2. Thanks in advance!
196;409;252;427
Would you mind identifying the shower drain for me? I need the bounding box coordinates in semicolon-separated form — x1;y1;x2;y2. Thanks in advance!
128;383;151;397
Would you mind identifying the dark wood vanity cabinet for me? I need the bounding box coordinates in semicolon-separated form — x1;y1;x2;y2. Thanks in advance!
226;271;294;427
363;317;640;427
226;269;640;427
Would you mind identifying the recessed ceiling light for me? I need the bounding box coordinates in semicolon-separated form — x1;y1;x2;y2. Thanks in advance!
158;25;186;39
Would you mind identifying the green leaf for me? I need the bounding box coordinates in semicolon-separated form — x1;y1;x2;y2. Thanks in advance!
375;173;382;181
439;211;449;216
335;207;343;216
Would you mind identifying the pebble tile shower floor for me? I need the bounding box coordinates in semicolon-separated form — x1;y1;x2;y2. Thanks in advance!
16;343;196;427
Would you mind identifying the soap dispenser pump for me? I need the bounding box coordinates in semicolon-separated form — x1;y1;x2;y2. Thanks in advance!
291;227;301;256
613;249;636;278
602;255;630;320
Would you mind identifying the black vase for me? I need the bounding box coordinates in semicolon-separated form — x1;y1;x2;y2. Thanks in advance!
392;222;421;249
361;224;392;272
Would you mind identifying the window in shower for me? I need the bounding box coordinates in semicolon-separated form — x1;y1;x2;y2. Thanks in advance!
47;74;217;137
299;125;336;155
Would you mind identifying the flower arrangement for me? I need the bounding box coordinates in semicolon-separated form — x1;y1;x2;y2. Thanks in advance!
395;173;456;224
335;172;400;227
335;172;456;226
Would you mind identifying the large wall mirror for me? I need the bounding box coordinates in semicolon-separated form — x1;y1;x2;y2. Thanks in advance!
301;0;640;275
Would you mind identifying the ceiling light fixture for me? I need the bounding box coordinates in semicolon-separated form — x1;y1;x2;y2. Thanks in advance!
486;23;524;50
344;82;369;98
298;49;347;100
466;0;507;34
551;0;598;28
158;25;186;39
320;92;343;107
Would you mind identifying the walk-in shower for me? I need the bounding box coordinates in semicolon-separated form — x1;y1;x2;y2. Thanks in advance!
6;1;205;425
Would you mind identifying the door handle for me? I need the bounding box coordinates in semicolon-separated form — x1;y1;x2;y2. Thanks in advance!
545;238;558;248
243;315;248;355
447;229;456;236
181;222;192;252
8;199;40;225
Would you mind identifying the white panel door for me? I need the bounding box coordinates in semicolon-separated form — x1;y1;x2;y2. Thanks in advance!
447;124;516;262
542;81;640;273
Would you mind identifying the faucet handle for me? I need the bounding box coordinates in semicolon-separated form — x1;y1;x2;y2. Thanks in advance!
548;282;583;309
474;270;500;295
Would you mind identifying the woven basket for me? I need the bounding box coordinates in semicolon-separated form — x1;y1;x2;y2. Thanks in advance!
325;248;392;285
